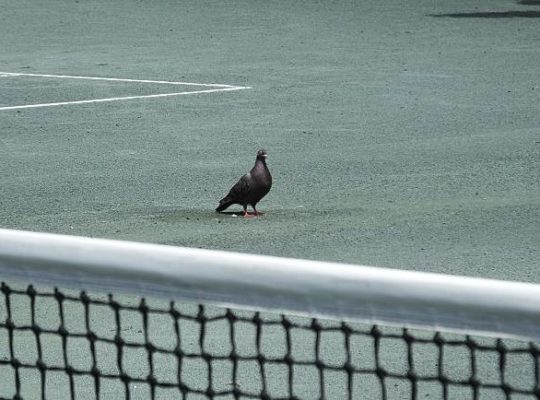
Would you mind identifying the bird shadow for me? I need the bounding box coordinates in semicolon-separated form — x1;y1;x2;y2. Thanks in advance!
149;207;268;222
429;10;540;17
215;211;242;216
215;210;269;217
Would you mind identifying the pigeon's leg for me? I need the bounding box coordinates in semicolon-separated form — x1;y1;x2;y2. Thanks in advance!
243;205;254;218
252;205;265;216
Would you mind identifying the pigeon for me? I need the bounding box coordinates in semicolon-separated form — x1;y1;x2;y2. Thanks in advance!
216;149;272;217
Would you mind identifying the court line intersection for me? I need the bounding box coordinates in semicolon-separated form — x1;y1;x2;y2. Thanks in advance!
0;72;251;111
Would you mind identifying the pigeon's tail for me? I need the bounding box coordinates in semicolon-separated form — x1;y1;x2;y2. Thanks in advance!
216;197;233;212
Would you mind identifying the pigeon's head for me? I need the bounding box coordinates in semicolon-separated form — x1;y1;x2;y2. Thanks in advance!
256;149;268;161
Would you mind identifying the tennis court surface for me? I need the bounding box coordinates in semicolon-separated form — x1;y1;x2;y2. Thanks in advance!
1;0;539;398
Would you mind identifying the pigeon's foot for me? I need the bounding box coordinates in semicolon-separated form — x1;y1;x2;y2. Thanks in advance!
243;210;255;218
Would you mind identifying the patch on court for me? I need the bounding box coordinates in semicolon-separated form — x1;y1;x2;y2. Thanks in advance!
0;72;250;111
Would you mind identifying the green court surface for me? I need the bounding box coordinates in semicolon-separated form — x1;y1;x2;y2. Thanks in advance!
1;0;539;280
1;0;539;398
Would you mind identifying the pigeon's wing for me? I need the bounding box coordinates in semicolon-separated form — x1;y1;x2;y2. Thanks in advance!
227;173;251;202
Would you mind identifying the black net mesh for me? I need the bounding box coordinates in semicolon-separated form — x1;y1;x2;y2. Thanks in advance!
1;282;539;400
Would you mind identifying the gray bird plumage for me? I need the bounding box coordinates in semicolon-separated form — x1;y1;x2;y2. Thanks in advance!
216;149;272;216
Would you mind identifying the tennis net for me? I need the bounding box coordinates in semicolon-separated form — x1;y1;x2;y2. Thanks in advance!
0;229;539;400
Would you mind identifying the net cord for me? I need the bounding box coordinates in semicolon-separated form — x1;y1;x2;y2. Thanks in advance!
0;228;539;342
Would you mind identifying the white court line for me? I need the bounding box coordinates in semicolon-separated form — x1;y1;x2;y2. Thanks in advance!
0;87;249;111
0;71;242;88
0;71;251;111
